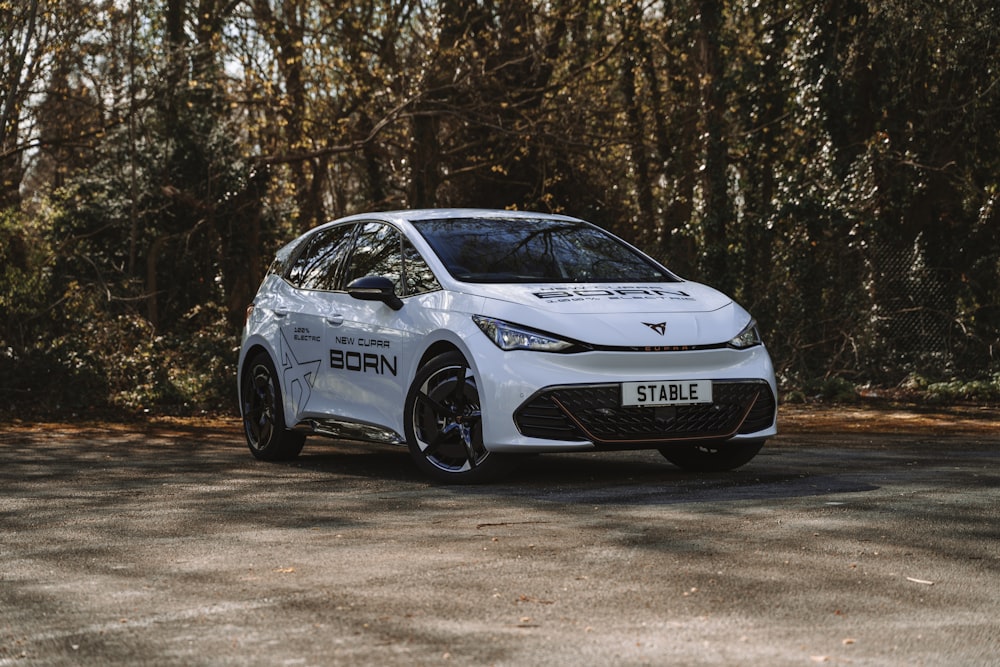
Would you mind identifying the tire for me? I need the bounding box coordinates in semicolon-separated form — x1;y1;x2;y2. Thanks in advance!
658;440;764;472
404;351;515;483
240;351;306;461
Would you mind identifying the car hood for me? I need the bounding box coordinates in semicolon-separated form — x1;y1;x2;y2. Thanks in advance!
457;282;748;347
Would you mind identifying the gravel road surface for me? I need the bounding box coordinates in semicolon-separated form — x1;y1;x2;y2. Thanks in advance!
2;406;998;666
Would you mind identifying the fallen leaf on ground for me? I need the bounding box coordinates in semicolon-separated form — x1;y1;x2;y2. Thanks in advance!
906;577;934;585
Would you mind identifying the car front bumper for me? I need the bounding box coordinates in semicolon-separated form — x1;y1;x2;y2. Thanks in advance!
470;345;777;453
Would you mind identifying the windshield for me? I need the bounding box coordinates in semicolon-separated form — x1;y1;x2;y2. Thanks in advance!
410;217;678;284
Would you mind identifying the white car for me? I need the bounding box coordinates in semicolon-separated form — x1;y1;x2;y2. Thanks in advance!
238;209;777;482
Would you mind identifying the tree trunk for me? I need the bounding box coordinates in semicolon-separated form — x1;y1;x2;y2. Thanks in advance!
696;0;732;291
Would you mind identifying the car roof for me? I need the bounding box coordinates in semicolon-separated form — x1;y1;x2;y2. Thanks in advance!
329;208;584;226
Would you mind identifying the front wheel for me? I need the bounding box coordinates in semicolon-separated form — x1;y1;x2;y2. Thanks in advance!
404;352;515;483
240;351;305;461
658;440;764;472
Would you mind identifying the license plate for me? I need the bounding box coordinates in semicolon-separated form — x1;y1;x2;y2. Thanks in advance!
621;380;713;407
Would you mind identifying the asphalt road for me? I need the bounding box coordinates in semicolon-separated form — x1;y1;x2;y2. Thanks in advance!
2;407;998;666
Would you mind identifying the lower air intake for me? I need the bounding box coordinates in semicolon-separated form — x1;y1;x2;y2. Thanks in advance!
515;380;775;447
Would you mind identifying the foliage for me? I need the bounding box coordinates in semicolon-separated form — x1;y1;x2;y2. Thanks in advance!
916;374;1000;404
783;376;859;405
2;0;999;416
0;210;51;346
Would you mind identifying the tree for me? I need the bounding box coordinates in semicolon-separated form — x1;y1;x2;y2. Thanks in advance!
4;0;1000;415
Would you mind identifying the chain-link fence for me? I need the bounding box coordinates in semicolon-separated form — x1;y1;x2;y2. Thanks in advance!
762;230;997;390
863;235;955;377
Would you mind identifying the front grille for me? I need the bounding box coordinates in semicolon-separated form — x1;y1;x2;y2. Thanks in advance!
515;380;775;447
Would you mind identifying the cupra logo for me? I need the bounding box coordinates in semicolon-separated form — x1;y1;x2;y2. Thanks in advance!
643;321;667;336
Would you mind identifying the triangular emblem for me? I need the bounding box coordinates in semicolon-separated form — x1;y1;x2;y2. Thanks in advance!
643;321;667;336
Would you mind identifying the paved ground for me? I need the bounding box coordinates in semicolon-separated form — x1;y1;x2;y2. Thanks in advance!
2;405;998;666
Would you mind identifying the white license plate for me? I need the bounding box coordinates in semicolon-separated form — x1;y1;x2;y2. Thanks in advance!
621;380;713;407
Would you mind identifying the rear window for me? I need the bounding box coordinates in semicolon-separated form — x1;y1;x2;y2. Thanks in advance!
410;217;677;284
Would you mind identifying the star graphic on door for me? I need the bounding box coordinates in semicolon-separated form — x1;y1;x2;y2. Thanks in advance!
278;328;322;417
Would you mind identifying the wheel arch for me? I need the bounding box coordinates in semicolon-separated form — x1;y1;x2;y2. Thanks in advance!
238;341;292;426
239;342;274;392
240;341;271;367
416;339;464;370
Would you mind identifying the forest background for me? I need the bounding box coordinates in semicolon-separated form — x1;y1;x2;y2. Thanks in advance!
2;0;998;417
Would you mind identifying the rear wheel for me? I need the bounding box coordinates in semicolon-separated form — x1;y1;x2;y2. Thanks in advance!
241;351;305;461
658;440;764;472
404;352;515;483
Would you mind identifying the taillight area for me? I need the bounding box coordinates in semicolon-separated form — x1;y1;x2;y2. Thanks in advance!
245;303;255;325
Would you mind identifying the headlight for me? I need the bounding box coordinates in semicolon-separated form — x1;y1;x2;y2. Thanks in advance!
728;320;763;349
473;316;575;352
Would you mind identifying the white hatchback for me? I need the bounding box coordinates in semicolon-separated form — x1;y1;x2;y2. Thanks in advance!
238;209;777;482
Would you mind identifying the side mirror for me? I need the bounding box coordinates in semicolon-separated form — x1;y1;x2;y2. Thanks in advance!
347;276;404;311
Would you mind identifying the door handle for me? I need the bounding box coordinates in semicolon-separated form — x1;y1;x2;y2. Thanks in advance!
273;310;288;318
326;314;344;326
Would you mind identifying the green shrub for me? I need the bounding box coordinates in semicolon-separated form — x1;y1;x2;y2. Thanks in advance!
925;374;1000;403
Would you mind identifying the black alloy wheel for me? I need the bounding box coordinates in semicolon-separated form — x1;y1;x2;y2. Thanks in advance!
404;351;514;483
241;351;305;461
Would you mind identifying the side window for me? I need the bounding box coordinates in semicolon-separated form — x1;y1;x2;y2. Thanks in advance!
267;238;300;277
286;224;356;291
344;222;404;293
403;239;441;295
